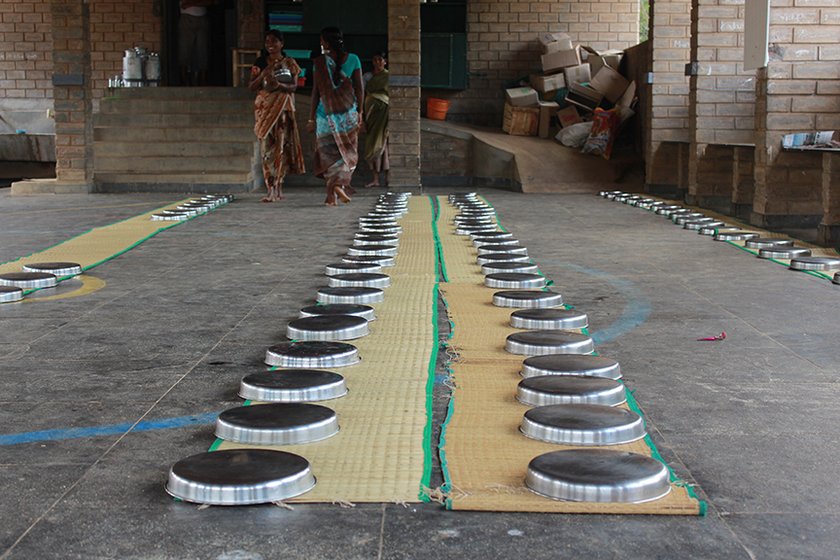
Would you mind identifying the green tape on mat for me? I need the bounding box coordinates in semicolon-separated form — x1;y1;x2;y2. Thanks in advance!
419;283;440;502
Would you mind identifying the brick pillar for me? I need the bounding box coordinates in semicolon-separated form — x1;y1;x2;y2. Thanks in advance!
238;0;264;50
50;0;93;189
645;0;691;193
818;153;840;246
387;0;421;187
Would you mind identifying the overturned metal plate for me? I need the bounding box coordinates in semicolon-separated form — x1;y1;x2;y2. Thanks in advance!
477;253;530;265
316;286;385;305
672;213;706;225
166;449;315;505
22;262;83;277
239;369;347;402
714;230;760;241
265;341;360;368
682;218;718;230
287;315;369;341
477;245;528;256
790;256;840;271
525;449;670;503
517;376;626;407
482;262;539;275
456;225;497;235
353;235;399;246
347;245;398;257
510;308;588;330
700;224;737;236
522;354;622;380
0;272;57;289
521;404;646;446
216;403;339;445
328;273;391;289
506;330;594;356
359;224;402;234
469;231;513;241
757;247;812;260
654;205;682;215
473;237;519;247
485;273;546;289
325;262;382;276
455;215;494;224
151;212;189;221
342;254;396;267
0;286;24;303
493;290;563;308
744;238;794;249
299;303;375;322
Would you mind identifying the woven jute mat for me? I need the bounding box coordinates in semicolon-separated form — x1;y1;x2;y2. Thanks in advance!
216;196;439;503
435;196;703;514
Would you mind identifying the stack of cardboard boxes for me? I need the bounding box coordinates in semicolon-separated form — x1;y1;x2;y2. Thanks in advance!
501;33;636;140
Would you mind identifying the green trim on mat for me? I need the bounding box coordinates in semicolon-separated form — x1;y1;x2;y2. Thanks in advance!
429;195;449;283
436;289;456;511
725;240;836;282
419;283;440;501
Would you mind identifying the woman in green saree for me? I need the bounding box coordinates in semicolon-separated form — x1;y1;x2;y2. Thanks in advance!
363;52;389;188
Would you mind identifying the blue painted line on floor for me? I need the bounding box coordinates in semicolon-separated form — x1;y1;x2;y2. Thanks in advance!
0;411;219;446
550;262;651;345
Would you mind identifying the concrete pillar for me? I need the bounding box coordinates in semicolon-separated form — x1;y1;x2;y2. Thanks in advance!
387;0;421;188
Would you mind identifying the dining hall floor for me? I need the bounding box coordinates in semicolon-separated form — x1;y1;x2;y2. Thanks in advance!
0;186;838;560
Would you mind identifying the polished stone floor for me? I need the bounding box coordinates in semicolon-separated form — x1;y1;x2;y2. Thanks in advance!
1;187;838;560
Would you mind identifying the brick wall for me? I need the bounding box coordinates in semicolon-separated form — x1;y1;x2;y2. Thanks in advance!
0;0;53;102
429;0;640;126
388;0;421;187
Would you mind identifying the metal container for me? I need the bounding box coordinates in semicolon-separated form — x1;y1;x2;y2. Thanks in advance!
520;404;646;446
265;341;360;368
316;287;385;305
0;272;57;289
122;49;143;86
325;262;382;276
521;354;621;380
299;303;375;322
328;272;391;289
714;230;759;241
0;286;24;303
477;245;528;256
476;253;530;265
744;238;794;250
506;330;594;356
22;262;82;277
516;375;626;407
286;315;369;341
144;53;161;85
510;308;588;330
482;262;539;275
757;247;812;260
215;403;339;445
493;290;563;308
484;273;546;289
525;449;670;503
165;449;316;505
239;369;347;402
789;256;840;271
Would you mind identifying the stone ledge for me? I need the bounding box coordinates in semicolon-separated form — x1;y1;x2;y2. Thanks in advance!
11;178;93;196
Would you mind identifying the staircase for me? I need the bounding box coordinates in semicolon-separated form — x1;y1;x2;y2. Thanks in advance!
93;87;257;193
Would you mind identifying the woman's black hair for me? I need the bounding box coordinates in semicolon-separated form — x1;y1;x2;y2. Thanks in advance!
372;51;387;60
321;26;345;56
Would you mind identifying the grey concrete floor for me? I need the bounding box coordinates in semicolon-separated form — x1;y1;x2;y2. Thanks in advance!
1;187;839;559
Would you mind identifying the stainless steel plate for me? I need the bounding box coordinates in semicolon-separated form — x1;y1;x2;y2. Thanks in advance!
522;354;622;380
287;315;369;341
265;341;360;368
0;286;24;303
744;238;794;249
654;205;682;215
166;449;316;505
517;375;626;407
683;218;718;230
789;256;840;271
151;213;189;221
342;255;396;267
484;273;546;289
482;262;539;275
476;253;530;265
456;224;497;235
506;330;594;356
510;308;588;330
347;245;398;257
0;272;57;289
353;236;399;246
477;245;528;256
757;247;812;260
521;404;646;445
672;212;706;225
454;215;494;224
328;272;391;289
239;369;347;402
834;272;840;285
700;225;737;236
493;290;563;308
469;231;513;241
359;224;402;234
299;303;376;322
216;403;339;445
473;237;519;247
714;230;760;241
317;286;385;305
599;190;623;198
325;262;382;276
22;262;83;277
525;449;670;503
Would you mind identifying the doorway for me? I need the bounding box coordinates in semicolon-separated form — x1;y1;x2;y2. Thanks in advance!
163;0;237;86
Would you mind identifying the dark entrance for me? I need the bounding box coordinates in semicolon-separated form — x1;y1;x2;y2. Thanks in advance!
163;0;237;86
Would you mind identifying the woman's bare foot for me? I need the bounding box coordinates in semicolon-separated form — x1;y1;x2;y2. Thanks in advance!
364;181;379;188
335;186;352;204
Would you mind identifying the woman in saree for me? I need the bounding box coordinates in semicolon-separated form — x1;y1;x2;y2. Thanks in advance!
249;30;305;202
363;52;389;188
307;27;364;206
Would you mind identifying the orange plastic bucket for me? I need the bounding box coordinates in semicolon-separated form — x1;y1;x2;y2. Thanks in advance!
427;98;450;121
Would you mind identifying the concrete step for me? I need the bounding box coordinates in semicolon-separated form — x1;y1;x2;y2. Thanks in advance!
94;126;255;143
93;112;253;128
94;140;254;158
94;155;252;173
99;98;254;115
95;171;252;185
106;86;254;101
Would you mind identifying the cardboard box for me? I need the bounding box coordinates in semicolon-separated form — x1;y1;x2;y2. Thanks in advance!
617;80;636;108
565;83;603;112
556;105;582;128
505;87;539;107
589;64;630;103
563;63;592;87
538;100;559;139
502;102;539;136
582;46;624;76
538;32;573;53
541;46;581;74
530;72;566;94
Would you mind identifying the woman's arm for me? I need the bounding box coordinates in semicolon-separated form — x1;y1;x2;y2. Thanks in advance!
247;65;270;92
352;67;364;122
